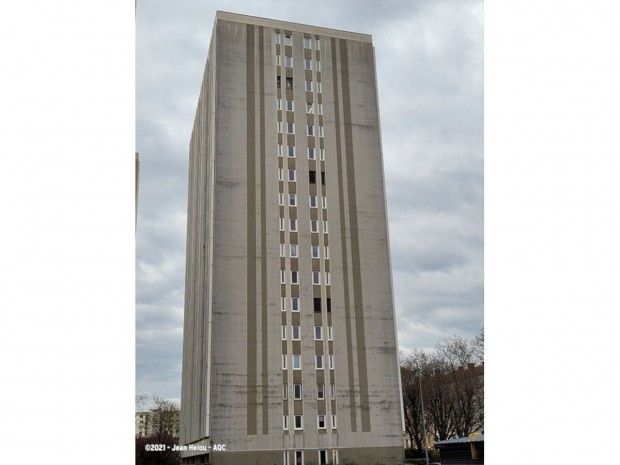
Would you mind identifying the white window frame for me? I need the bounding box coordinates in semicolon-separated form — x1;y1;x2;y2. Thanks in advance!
280;270;286;284
317;81;322;93
287;99;294;111
293;354;301;370
304;58;312;70
310;220;318;233
330;383;335;400
307;125;314;136
277;121;283;133
328;326;333;340
307;102;313;114
328;354;334;369
318;126;324;137
281;297;286;311
279;193;285;206
276;55;282;66
331;415;337;429
285;55;293;68
311;245;319;258
316;38;321;50
288;169;296;182
318;103;323;115
304;37;311;49
294;383;302;400
292;325;300;340
290;218;298;232
289;193;297;206
308;147;316;159
317;415;326;429
290;243;298;257
317;383;325;399
320;148;325;160
291;271;299;284
283;415;289;430
305;80;313;92
279;218;285;231
282;325;287;340
276;32;281;44
279;243;285;257
288;145;296;158
323;220;328;233
277;98;282;110
316;61;321;72
325;272;330;286
316;355;324;369
321;196;327;209
284;34;292;46
278;168;284;181
313;271;321;285
294;415;303;430
291;297;299;312
283;383;288;399
284;452;289;465
282;354;287;369
315;326;322;340
287;122;295;134
295;450;304;465
278;144;283;157
324;246;329;259
309;195;317;208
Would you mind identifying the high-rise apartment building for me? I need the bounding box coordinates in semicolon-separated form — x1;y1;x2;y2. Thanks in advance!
181;11;404;465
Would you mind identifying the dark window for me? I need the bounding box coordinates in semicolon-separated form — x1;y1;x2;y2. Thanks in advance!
277;76;281;88
326;298;332;312
286;77;293;89
314;298;321;313
321;171;325;185
309;170;316;184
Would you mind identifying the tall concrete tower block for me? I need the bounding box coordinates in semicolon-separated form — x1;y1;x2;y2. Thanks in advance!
181;11;404;465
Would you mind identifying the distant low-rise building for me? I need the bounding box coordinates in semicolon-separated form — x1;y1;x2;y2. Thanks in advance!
435;433;484;464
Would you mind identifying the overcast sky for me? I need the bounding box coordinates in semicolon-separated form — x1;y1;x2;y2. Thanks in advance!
136;0;483;404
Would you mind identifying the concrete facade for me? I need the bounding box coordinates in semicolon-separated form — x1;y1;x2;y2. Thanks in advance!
181;11;404;465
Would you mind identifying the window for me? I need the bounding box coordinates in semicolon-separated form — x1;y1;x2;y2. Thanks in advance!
324;246;329;259
279;218;285;231
318;126;324;137
316;355;324;369
307;125;314;136
282;354;287;369
328;326;333;340
305;80;313;92
287;122;295;134
290;243;298;257
277;98;282;110
287;99;294;111
317;82;322;93
282;325;287;340
306;102;313;114
321;196;327;209
304;37;311;48
309;170;316;183
278;193;285;206
279;243;285;257
317;384;325;399
308;147;316;159
284;34;292;45
285;55;293;67
313;271;320;285
325;272;330;286
320;148;325;160
283;383;288;399
291;271;299;284
277;121;283;133
294;383;302;399
294;415;303;430
281;297;286;311
278;168;284;181
323;220;328;233
292;325;300;340
316;38;321;50
288;169;296;182
328;354;334;369
295;451;303;465
330;383;335;400
319;450;327;465
280;270;286;284
291;297;299;311
315;326;322;340
331;414;337;428
276;55;282;66
289;194;296;206
283;415;289;430
304;59;312;70
284;451;289;465
327;298;332;312
316;61;321;72
313;298;321;312
286;77;293;89
321;171;326;185
311;245;319;258
310;220;318;233
278;144;283;157
277;76;282;88
293;354;301;370
309;195;317;208
288;145;295;157
276;32;281;44
290;219;298;231
317;415;326;429
318;103;323;115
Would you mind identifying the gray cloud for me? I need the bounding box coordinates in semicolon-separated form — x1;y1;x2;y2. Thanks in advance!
136;0;483;401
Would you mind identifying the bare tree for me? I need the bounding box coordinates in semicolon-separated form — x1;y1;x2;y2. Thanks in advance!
150;397;180;439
